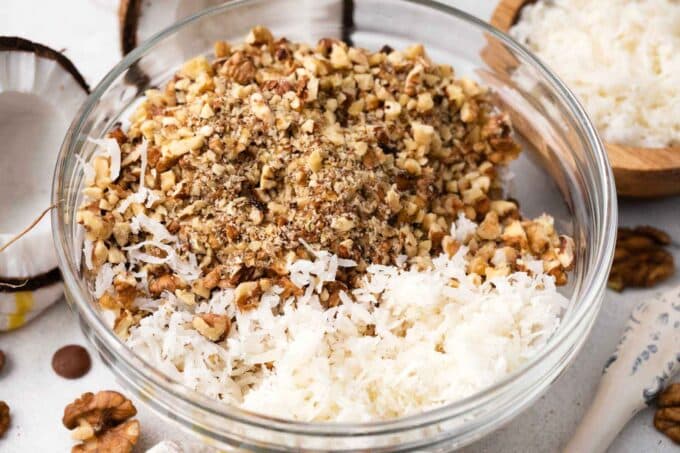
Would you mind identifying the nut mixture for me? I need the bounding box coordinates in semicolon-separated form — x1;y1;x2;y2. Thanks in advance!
608;226;675;291
63;390;139;453
655;383;680;444
77;27;574;335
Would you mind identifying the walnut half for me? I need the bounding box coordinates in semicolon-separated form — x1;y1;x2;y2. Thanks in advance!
72;419;140;453
608;226;675;291
655;383;680;444
63;391;139;453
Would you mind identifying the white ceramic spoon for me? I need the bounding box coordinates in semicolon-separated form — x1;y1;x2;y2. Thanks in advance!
565;285;680;453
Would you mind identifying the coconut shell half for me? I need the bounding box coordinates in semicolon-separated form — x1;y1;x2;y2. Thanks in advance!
118;0;348;55
117;0;347;90
119;0;226;55
0;37;89;330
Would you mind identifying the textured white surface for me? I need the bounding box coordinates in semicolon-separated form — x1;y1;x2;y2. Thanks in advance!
0;1;677;451
510;0;680;148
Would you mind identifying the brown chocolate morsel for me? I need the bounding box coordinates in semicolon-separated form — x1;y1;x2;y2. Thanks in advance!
52;345;92;379
0;350;5;373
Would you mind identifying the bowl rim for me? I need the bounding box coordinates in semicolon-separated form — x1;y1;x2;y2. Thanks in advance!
52;0;617;436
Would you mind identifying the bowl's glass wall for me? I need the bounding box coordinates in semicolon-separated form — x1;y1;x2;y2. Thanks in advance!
53;1;615;451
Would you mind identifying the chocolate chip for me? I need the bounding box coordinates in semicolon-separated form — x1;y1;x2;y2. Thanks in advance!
52;345;91;379
0;350;5;373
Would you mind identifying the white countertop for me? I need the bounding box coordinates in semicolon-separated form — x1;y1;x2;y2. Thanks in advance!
0;1;678;451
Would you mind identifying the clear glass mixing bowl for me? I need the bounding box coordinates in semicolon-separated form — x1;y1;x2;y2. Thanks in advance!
52;1;617;450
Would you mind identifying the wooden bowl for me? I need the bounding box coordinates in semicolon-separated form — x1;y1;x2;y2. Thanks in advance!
490;0;680;198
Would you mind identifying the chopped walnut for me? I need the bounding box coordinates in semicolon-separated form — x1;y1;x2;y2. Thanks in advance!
234;281;262;310
77;26;572;318
655;383;680;444
192;314;230;341
149;274;178;296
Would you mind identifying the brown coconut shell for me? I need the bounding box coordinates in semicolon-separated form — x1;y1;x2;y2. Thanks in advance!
0;36;90;93
119;0;142;55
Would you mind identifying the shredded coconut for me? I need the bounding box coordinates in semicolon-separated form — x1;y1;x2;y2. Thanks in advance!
88;137;121;181
114;140;155;213
83;238;93;270
451;212;477;242
73;224;85;270
124;241;200;282
125;220;567;422
94;263;125;298
129;213;177;243
511;0;680;147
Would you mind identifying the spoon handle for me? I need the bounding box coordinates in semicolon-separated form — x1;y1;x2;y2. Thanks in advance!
564;286;680;453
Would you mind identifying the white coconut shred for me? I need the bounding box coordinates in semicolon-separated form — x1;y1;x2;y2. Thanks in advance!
511;0;680;148
123;216;567;422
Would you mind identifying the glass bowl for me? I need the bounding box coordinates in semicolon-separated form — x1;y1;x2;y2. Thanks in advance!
52;0;617;450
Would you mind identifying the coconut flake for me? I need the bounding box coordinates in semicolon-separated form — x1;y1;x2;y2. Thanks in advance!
130;213;177;243
450;212;477;242
115;189;149;214
82;238;93;270
124;240;200;281
88;137;121;181
125;243;566;422
73;224;85;270
93;263;125;298
114;140;154;214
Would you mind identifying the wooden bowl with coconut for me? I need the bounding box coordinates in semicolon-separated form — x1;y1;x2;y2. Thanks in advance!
0;37;89;330
489;0;680;198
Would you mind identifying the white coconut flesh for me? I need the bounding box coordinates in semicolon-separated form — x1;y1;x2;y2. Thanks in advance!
0;37;89;328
